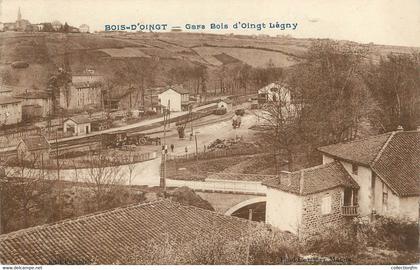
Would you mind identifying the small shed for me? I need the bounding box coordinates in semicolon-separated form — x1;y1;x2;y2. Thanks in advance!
63;115;92;136
16;135;50;163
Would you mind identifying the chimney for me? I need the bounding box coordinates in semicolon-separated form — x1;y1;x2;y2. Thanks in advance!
278;171;291;186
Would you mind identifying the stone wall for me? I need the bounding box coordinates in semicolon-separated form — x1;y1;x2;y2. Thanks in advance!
300;187;350;238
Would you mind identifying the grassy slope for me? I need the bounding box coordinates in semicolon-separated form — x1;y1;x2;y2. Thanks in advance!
1;31;418;93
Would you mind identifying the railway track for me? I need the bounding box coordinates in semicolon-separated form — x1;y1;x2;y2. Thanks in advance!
0;103;220;156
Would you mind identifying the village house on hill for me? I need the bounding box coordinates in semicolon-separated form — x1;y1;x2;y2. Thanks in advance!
0;200;267;264
263;130;419;238
16;135;50;163
79;24;89;33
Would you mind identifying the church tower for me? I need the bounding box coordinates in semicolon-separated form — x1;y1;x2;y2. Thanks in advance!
17;7;22;21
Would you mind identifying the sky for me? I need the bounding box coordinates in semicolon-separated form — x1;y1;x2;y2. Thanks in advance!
0;0;419;47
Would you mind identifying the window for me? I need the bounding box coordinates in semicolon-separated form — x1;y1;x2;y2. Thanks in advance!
352;164;358;175
321;194;332;215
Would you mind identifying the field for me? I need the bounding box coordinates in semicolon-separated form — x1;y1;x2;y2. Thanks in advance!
98;47;150;58
0;31;418;95
193;46;298;67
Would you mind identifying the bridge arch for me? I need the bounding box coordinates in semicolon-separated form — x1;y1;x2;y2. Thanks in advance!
224;196;266;216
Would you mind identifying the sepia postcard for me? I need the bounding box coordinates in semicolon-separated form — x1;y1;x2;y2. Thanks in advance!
0;0;419;268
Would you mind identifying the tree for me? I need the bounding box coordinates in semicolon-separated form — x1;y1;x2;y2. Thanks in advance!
257;85;303;171
364;53;420;131
0;156;53;233
85;150;126;211
287;40;369;146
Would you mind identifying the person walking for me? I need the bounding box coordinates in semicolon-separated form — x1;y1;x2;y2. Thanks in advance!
170;144;174;152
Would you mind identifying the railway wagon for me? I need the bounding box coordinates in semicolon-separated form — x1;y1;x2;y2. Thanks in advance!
101;131;128;148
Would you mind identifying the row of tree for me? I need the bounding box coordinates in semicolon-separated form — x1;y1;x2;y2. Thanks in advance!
259;40;420;171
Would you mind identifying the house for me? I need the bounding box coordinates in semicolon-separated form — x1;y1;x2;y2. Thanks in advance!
51;20;62;31
257;82;290;104
15;90;52;119
3;22;16;31
16;135;50;163
263;162;359;237
318;131;420;221
0;200;263;264
0;96;22;125
157;86;190;112
59;71;103;112
79;24;89;33
63;115;92;136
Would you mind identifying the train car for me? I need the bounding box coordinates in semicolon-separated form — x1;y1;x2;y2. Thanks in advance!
101;131;128;148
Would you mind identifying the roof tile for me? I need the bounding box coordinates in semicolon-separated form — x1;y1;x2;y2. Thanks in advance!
0;200;255;264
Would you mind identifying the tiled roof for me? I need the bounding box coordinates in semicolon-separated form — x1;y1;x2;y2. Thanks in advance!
263;162;359;195
372;132;420;196
72;81;101;89
0;200;255;265
15;91;50;99
318;131;420;196
207;172;278;182
147;85;190;95
0;96;21;105
66;115;91;124
318;133;392;165
20;135;50;151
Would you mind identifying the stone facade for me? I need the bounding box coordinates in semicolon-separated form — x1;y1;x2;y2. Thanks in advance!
300;187;350;238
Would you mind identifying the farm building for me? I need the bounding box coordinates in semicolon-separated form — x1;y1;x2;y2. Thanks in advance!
263;161;359;238
16;135;50;163
63;115;92;136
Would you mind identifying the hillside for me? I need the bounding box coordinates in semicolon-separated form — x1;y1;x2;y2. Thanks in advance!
0;31;419;95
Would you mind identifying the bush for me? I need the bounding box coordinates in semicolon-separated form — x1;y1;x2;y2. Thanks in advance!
354;215;418;251
303;216;418;258
302;224;360;256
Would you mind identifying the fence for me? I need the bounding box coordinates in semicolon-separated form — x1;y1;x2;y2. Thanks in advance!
16;151;158;170
167;146;261;162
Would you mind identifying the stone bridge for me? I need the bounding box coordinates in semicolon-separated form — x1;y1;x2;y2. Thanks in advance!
167;172;275;220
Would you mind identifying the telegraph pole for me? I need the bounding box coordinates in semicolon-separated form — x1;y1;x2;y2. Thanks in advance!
160;100;170;191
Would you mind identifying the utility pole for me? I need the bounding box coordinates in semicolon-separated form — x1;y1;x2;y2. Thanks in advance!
160;100;170;191
55;130;62;220
194;131;199;175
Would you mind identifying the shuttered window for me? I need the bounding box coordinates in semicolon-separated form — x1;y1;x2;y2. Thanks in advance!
321;194;332;215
